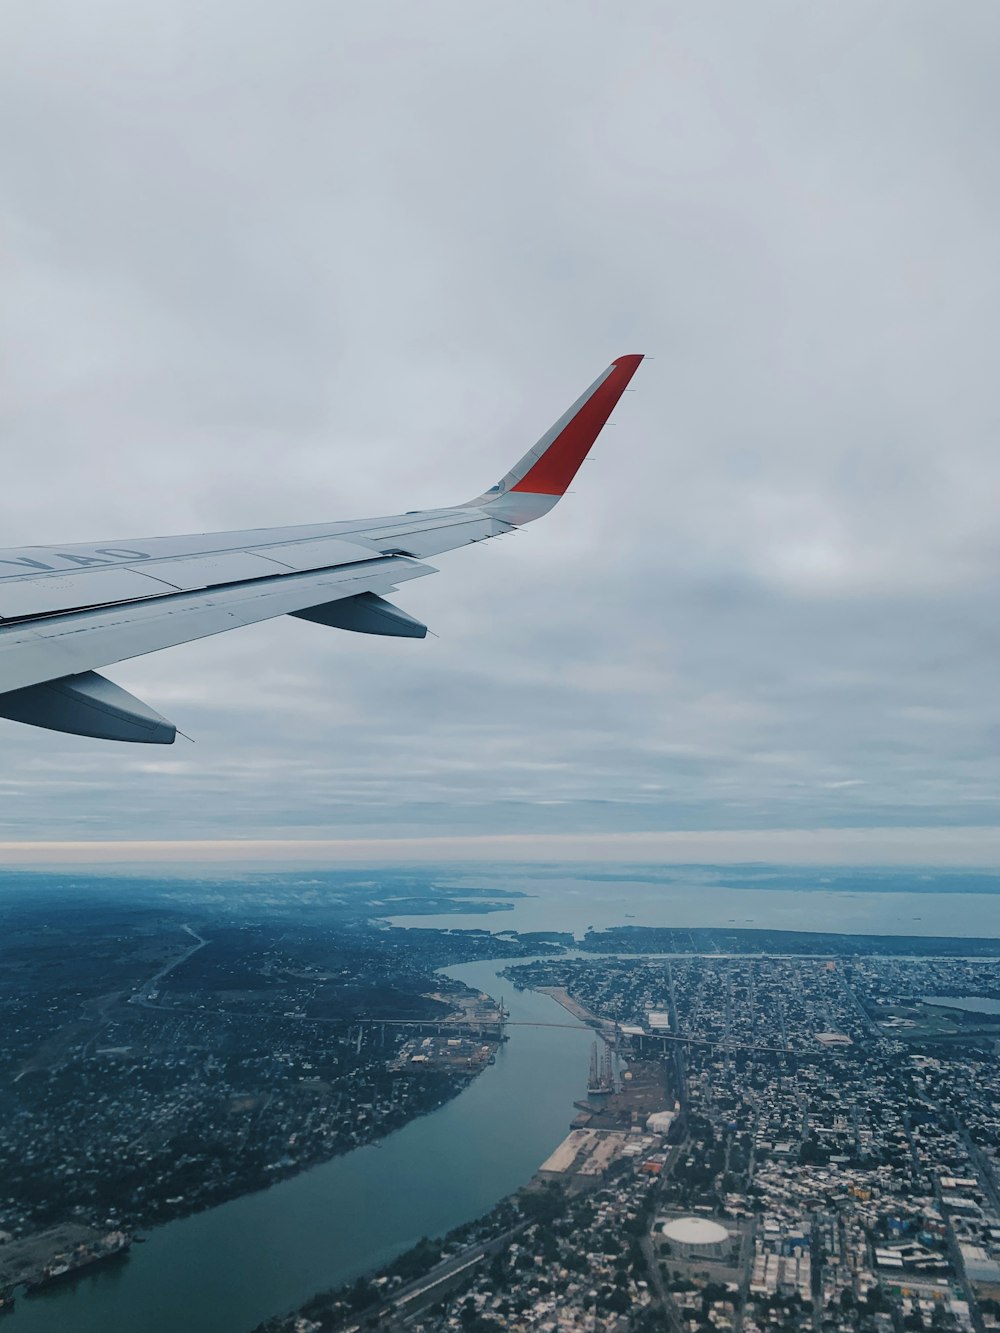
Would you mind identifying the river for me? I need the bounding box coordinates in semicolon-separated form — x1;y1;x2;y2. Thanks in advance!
5;958;594;1333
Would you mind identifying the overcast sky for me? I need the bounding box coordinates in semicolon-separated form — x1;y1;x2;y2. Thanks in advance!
2;1;1000;863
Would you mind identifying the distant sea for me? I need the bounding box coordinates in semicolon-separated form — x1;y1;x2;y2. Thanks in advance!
384;866;1000;939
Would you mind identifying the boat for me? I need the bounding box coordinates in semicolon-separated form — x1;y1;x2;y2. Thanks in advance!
23;1233;131;1294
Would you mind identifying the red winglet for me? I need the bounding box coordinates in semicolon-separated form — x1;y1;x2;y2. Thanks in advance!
511;354;643;495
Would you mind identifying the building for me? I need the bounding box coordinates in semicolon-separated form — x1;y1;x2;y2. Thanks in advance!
659;1216;731;1260
646;1110;677;1136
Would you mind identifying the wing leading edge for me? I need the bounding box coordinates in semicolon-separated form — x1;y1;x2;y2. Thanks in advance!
0;354;643;742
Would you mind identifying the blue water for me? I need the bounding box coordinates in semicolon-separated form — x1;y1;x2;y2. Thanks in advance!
922;995;1000;1015
5;958;593;1333
388;877;1000;938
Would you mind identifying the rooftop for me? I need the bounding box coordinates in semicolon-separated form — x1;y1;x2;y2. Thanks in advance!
662;1216;730;1246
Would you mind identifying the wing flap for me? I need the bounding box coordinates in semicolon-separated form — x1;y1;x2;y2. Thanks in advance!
252;537;386;571
0;568;176;621
130;550;297;590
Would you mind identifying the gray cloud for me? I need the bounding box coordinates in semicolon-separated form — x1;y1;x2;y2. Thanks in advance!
2;2;1000;855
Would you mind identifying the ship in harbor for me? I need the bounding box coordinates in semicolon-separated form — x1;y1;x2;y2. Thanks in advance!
23;1231;131;1293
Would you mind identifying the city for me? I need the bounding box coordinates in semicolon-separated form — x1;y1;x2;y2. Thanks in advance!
266;953;1000;1332
0;873;527;1302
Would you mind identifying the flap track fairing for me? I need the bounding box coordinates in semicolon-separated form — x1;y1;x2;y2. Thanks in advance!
0;671;176;744
290;592;427;639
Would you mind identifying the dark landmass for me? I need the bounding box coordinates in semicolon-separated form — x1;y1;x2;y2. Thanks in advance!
0;866;527;919
507;863;1000;895
504;930;576;948
579;925;1000;955
0;870;550;1285
362;899;514;916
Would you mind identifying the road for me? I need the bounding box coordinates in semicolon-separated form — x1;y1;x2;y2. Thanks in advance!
13;925;209;1082
343;1223;528;1330
130;924;208;1007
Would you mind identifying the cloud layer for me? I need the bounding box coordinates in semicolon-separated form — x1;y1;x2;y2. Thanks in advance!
3;2;1000;854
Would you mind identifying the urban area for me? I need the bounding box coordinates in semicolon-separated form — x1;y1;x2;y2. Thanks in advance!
0;872;532;1307
4;870;1000;1333
267;952;1000;1333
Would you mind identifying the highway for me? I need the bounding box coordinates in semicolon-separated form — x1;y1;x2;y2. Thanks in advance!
130;924;208;1007
344;1223;528;1330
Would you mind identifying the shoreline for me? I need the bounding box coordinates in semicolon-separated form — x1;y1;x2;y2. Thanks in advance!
1;1021;503;1302
532;985;614;1035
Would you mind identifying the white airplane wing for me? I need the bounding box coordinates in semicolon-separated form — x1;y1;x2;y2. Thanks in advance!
0;354;643;743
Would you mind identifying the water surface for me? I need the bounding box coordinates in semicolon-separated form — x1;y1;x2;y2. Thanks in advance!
388;878;1000;938
922;995;1000;1015
5;958;593;1333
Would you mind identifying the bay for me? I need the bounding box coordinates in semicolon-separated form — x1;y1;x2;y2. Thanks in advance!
387;878;1000;938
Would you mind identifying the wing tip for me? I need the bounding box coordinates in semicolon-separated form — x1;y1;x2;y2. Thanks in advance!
508;352;645;497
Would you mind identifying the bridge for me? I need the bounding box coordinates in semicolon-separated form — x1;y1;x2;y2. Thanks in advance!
356;1017;595;1033
355;1016;791;1052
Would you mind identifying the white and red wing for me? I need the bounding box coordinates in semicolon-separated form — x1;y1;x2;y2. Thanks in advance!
0;355;643;742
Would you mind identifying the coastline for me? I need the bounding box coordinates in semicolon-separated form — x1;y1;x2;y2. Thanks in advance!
532;984;614;1035
1;1017;503;1303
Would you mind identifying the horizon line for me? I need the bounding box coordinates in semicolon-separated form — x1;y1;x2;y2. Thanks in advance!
1;827;1000;867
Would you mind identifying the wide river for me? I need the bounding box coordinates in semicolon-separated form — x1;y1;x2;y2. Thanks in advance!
7;958;594;1333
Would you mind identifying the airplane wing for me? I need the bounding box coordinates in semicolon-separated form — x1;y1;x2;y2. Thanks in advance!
0;354;643;743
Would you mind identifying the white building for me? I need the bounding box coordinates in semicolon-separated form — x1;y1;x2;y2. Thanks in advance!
659;1216;731;1260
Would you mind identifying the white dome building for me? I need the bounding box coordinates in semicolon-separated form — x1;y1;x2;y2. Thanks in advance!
660;1216;730;1259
